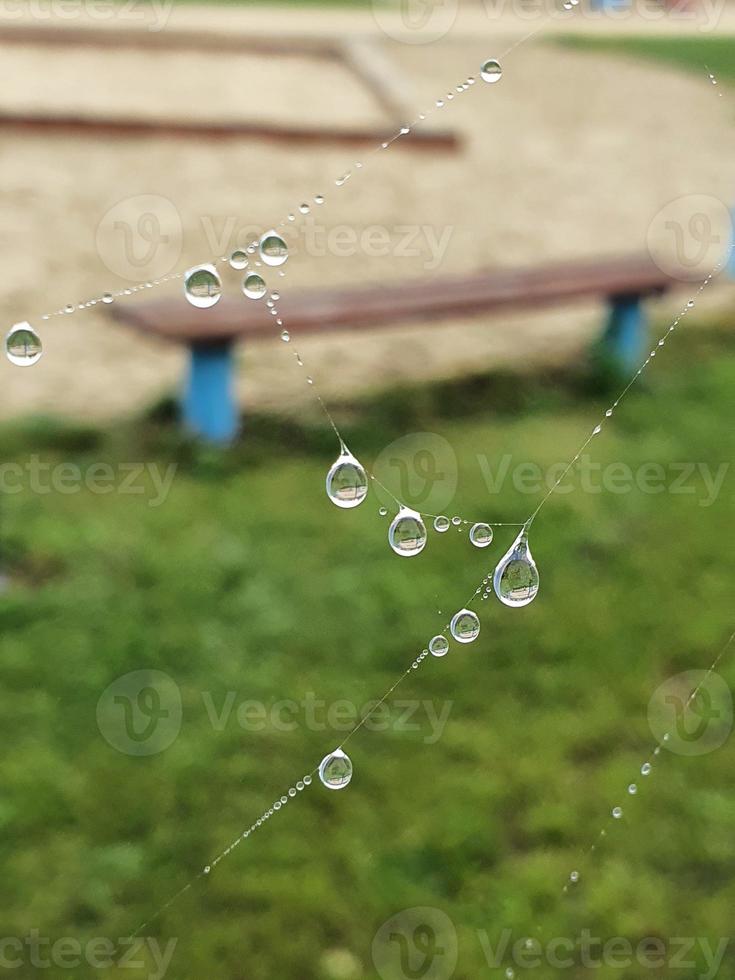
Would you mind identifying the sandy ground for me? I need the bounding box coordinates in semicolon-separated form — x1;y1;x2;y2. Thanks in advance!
0;7;734;422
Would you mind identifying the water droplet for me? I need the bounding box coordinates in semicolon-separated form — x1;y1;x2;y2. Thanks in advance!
628;783;638;795
326;448;368;509
612;806;623;819
303;774;312;786
470;523;494;548
605;408;613;417
296;781;305;791
243;273;267;300
570;870;579;883
450;608;480;644
5;322;43;366
102;292;114;304
184;264;222;308
593;424;602;436
641;762;652;776
281;330;290;342
433;515;450;533
451;516;461;526
314;194;325;205
288;787;297;797
319;748;352;790
480;59;502;84
493;529;539;607
230;249;248;270
299;203;310;214
379;507;388;517
259;231;289;267
505;968;515;979
429;635;449;657
436;99;444;108
388;508;428;557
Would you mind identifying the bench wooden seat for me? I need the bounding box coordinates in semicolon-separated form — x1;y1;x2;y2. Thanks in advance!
108;253;696;442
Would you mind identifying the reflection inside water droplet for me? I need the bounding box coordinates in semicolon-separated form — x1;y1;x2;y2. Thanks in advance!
184;264;221;309
480;59;502;83
470;523;494;548
243;273;267;300
493;530;539;607
259;231;289;267
326;449;368;509
388;508;427;557
319;748;352;790
5;322;43;366
450;608;480;643
429;635;449;657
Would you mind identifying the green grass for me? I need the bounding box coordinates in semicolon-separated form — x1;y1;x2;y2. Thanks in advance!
555;35;735;85
1;323;735;978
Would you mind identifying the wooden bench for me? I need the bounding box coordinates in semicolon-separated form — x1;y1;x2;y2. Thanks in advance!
109;253;696;442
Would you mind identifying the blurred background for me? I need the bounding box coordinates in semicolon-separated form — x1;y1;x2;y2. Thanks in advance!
1;1;734;977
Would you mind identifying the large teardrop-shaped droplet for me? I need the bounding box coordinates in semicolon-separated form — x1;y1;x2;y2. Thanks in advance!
449;608;480;643
388;507;427;557
184;264;221;308
319;748;352;790
6;322;43;366
259;230;289;267
493;529;539;607
325;449;368;509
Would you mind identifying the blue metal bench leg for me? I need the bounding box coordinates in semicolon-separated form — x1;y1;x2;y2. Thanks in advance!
182;342;238;443
601;294;647;375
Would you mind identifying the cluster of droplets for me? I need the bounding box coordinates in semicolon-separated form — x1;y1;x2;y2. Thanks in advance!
182;230;289;309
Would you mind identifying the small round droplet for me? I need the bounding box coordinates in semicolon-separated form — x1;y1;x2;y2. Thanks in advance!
230;249;249;270
303;774;312;786
593;424;602;435
450;608;480;644
184;264;221;309
379;507;388;517
612;806;623;819
280;330;290;342
641;762;652;776
429;635;449;657
480;59;502;84
433;515;450;533
319;748;352;790
102;292;114;305
314;194;325;205
6;322;43;367
470;523;494;548
243;273;267;300
569;870;579;883
451;516;461;526
326;449;368;509
259;230;289;267
628;783;637;795
388;508;428;557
